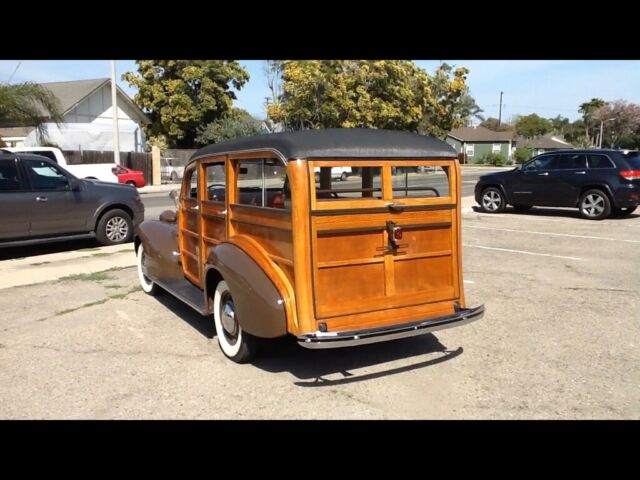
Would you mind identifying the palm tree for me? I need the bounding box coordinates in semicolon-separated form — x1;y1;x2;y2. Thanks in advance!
0;82;63;144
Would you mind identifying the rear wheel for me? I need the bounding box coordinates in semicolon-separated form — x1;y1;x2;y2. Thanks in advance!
480;187;506;213
579;189;611;220
96;209;133;245
340;172;348;181
126;180;137;187
212;280;258;363
612;206;637;216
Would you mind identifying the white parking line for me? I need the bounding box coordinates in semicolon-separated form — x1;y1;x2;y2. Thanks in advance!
464;225;640;244
463;244;584;261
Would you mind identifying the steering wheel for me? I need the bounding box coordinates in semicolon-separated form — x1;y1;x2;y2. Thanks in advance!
207;183;226;200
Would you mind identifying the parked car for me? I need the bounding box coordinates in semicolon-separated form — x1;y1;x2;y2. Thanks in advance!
7;147;118;184
0;151;144;247
161;158;185;182
113;165;146;188
134;129;483;363
314;166;352;182
475;149;640;220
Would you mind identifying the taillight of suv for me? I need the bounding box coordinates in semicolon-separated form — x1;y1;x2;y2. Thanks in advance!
619;170;640;181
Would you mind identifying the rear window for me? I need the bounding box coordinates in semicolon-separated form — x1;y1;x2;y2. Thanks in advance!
315;166;382;200
391;166;450;198
21;151;58;163
623;153;640;169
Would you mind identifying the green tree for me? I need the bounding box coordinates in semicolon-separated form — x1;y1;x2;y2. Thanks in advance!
0;82;63;144
578;97;606;144
480;117;513;132
195;108;264;144
122;60;250;148
267;60;474;138
549;115;570;135
515;113;552;138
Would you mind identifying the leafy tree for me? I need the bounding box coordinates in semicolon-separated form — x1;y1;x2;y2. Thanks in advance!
480;117;513;132
513;147;533;164
0;82;63;144
515;113;551;138
549;115;570;136
267;60;475;138
578;98;606;144
122;60;250;148
195;108;264;144
592;100;640;147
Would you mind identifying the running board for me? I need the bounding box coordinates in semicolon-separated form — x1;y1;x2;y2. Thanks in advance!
156;277;209;316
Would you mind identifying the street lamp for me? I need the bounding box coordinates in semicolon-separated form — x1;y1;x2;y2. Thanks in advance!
598;117;615;149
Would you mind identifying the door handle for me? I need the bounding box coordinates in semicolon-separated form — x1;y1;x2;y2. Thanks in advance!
36;196;48;202
385;202;406;211
575;171;586;175
537;172;549;176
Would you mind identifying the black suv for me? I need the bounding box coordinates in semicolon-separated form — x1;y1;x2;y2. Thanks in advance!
474;149;640;220
0;152;144;247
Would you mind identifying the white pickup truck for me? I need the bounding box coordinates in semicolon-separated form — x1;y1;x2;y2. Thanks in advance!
7;147;118;183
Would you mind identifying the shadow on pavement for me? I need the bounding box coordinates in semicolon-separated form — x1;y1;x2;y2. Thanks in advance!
0;238;109;261
471;205;639;221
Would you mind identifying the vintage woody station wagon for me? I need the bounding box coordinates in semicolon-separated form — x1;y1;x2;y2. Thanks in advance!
134;129;484;362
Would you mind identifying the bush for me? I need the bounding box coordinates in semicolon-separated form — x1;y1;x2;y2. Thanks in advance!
478;152;506;166
514;147;533;164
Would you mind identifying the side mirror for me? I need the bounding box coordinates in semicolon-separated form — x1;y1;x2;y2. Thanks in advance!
69;179;81;191
159;210;177;223
169;189;179;209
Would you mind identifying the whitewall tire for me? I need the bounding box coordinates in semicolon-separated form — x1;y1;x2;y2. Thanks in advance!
212;280;257;363
137;244;159;296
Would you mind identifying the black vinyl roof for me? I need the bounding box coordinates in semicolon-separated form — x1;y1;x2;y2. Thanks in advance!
191;128;457;162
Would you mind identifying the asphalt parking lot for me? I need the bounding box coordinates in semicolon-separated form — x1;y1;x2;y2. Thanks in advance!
1;200;638;419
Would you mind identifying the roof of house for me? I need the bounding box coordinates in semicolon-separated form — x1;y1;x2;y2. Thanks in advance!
191;128;457;162
33;78;148;124
515;135;574;149
448;126;514;142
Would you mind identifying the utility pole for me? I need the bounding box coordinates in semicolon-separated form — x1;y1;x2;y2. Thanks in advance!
498;91;504;128
111;60;121;165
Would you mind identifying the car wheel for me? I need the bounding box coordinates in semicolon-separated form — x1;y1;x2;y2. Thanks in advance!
170;171;178;182
96;209;133;245
126;180;137;187
611;206;637;216
136;243;159;296
340;172;348;181
480;187;506;213
579;189;611;220
314;172;320;183
513;204;533;212
212;280;258;363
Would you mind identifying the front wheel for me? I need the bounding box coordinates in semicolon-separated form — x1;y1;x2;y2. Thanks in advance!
480;187;506;213
212;280;258;363
579;189;611;220
136;243;159;296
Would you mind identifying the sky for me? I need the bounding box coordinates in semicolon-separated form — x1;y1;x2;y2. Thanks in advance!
1;60;639;123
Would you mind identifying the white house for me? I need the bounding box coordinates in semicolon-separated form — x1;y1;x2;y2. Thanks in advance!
0;78;149;152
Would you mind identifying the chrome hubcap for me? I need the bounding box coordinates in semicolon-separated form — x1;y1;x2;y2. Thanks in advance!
219;294;238;342
583;194;605;217
482;191;501;211
106;217;128;241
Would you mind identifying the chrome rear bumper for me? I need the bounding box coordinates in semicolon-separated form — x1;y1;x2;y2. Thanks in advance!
297;305;484;349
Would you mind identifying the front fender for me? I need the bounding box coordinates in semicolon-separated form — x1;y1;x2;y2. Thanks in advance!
134;220;183;282
206;242;287;339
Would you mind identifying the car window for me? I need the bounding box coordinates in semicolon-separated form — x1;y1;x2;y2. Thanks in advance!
22;159;70;190
587;155;615;169
20;150;58;163
621;153;640;169
391;166;450;198
525;155;558;171
236;159;289;209
557;154;587;169
0;159;23;191
315;165;382;200
205;163;226;202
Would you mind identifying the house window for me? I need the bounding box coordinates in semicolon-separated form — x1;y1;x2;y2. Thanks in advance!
465;144;475;157
492;144;501;154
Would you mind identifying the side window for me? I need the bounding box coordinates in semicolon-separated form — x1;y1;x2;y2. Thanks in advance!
205;163;226;202
525;155;558;171
22;159;70;191
587;155;615;169
315;166;382;200
0;159;23;191
557;154;587;169
182;163;198;199
236;158;289;209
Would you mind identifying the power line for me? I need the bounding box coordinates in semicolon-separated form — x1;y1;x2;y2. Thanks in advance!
7;61;21;83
